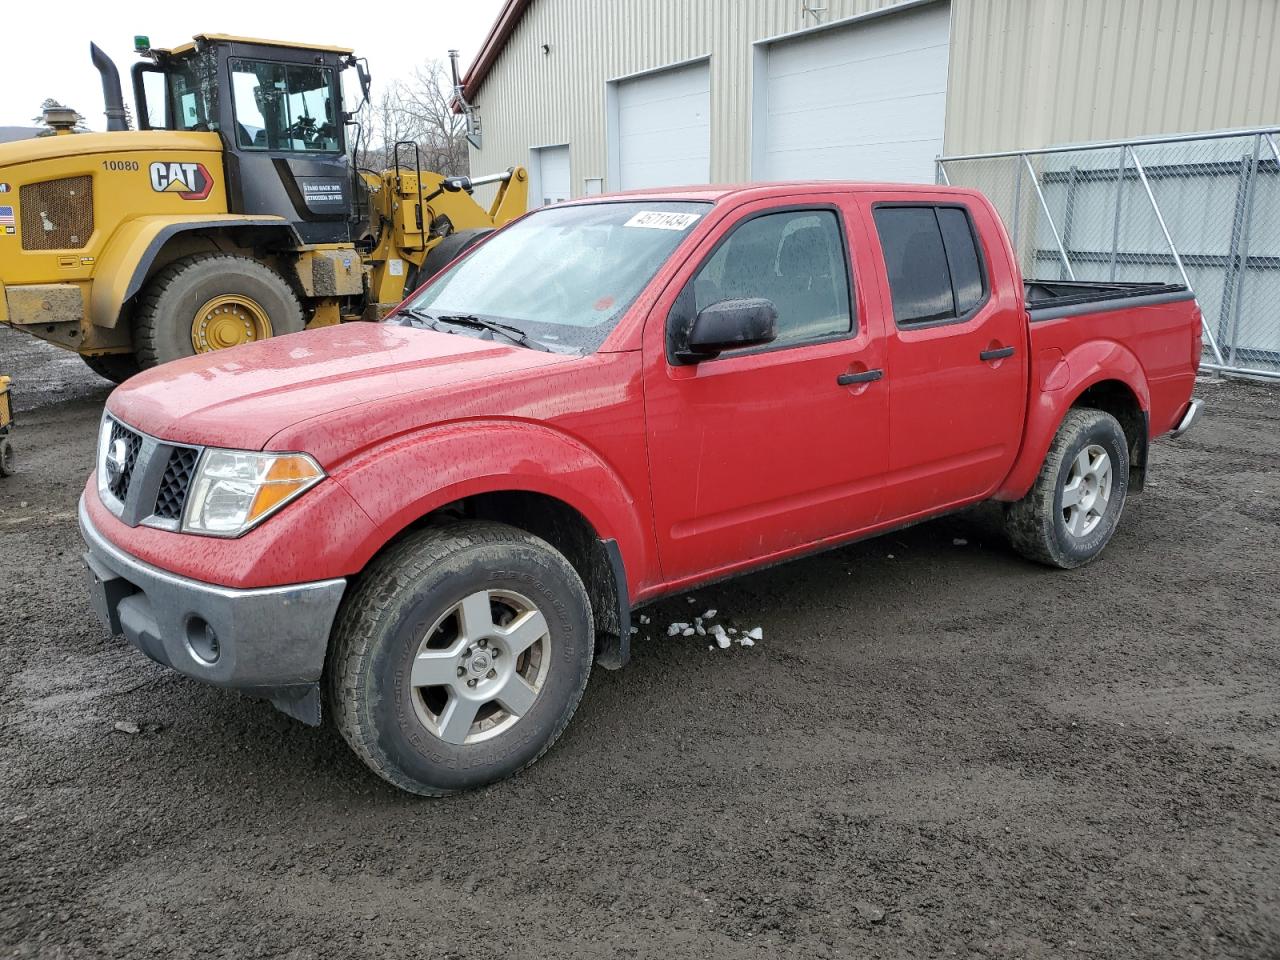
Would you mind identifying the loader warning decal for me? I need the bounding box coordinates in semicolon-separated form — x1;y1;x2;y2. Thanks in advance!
149;161;213;201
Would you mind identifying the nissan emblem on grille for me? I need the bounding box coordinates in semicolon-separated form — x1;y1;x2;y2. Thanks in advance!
104;438;129;489
104;420;142;503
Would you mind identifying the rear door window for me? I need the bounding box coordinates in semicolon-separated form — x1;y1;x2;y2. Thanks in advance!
937;207;985;315
873;205;987;326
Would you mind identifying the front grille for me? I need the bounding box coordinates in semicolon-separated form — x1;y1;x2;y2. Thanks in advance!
106;420;142;503
154;447;199;521
20;175;93;251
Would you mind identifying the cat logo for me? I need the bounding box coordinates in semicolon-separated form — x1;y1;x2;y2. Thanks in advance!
148;161;213;201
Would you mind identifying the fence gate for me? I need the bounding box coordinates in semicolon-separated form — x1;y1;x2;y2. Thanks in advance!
937;128;1280;380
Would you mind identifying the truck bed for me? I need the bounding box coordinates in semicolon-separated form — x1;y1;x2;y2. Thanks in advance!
1025;279;1193;322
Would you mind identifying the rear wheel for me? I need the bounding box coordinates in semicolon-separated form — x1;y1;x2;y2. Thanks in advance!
1004;408;1130;569
0;438;13;477
328;521;594;795
81;353;140;385
133;253;304;368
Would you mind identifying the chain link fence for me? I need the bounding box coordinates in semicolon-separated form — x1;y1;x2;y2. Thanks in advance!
937;128;1280;380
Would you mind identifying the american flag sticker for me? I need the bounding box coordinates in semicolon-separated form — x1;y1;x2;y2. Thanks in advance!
0;206;14;226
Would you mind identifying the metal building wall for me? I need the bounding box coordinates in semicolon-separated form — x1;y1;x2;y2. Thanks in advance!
467;0;909;193
468;0;1280;197
945;0;1280;155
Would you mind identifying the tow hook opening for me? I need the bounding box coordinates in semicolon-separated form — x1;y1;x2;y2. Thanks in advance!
185;615;220;664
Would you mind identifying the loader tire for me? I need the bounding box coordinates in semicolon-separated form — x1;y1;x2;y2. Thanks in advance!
416;228;493;287
133;254;304;369
327;521;594;796
81;353;140;385
1003;408;1129;569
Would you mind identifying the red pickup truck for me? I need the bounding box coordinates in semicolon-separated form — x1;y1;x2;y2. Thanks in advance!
81;182;1204;795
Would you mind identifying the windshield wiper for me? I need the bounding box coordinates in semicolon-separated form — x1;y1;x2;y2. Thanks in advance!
435;314;552;352
389;305;442;331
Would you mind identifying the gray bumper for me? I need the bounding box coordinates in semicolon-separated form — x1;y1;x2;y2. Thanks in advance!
1168;397;1204;439
79;496;346;724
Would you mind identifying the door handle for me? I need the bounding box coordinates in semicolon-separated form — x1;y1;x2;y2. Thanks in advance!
980;346;1016;361
837;369;884;386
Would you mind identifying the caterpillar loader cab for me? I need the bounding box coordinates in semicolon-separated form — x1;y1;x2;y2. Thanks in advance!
0;34;527;381
134;35;360;245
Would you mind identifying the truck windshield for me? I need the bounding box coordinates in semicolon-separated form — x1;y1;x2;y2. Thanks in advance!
401;200;710;353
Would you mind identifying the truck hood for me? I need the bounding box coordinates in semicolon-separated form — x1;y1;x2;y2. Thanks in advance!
107;323;577;451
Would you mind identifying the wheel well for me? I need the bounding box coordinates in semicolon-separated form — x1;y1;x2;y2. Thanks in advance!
134;226;298;302
1072;380;1148;491
400;491;626;661
147;225;292;272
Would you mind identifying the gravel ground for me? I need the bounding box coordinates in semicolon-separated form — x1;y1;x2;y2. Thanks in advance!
1;328;1278;959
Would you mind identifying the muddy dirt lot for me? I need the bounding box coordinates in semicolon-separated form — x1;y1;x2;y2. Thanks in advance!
1;328;1277;959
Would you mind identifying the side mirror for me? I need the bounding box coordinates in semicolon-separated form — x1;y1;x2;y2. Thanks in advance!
679;298;778;362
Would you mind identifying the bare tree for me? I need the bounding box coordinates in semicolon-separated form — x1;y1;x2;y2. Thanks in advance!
355;60;469;177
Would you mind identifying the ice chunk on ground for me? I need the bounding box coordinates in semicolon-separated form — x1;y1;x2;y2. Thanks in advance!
737;636;755;647
715;633;731;649
703;609;717;619
682;627;695;637
639;615;651;625
746;627;763;641
667;622;690;636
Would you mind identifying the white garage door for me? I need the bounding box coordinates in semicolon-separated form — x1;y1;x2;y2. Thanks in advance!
614;61;711;190
532;144;570;207
756;1;950;183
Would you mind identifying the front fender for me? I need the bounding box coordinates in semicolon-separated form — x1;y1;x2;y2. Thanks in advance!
994;339;1150;501
330;420;657;595
88;214;292;328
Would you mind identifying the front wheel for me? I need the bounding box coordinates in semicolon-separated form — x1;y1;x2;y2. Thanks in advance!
1004;408;1130;569
328;521;594;795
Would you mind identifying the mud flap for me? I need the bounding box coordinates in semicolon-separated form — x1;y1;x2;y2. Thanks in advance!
594;539;631;671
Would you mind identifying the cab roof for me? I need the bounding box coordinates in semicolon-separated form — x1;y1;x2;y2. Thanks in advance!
562;181;979;205
157;34;354;57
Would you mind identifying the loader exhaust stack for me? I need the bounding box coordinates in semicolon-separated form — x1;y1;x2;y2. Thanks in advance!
90;43;129;131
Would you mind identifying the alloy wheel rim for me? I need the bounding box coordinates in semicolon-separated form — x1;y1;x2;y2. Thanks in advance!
192;294;273;352
1062;443;1113;538
410;589;551;745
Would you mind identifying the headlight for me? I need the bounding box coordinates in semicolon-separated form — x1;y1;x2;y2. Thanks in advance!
183;450;324;537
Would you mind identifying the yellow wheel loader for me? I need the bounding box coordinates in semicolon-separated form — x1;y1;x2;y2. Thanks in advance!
0;35;527;381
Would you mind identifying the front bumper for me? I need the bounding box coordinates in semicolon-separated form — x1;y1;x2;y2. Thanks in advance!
79;495;346;724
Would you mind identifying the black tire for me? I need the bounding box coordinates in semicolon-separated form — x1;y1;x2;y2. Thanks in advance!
133;253;304;369
0;438;13;477
328;521;594;796
81;353;141;385
416;228;492;286
1004;407;1130;569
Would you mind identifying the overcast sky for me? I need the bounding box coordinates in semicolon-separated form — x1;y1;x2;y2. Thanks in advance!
1;0;506;129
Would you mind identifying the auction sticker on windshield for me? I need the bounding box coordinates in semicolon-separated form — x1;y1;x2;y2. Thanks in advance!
624;211;701;231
